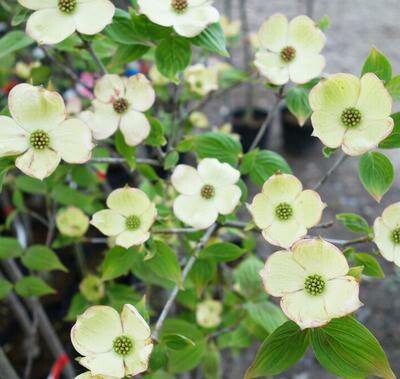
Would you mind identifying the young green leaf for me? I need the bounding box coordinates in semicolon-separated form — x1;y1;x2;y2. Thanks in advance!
191;23;229;57
385;76;400;101
353;253;385;279
379;112;400;149
0;31;33;59
244;301;288;334
0;237;23;259
0;278;12;299
15;276;55;297
189;259;217;296
336;213;370;234
199;242;244;262
15;176;48;195
162;333;196;350
21;245;68;272
361;48;392;82
145;117;167;147
285;86;312;126
115;130;136;170
102;247;136;281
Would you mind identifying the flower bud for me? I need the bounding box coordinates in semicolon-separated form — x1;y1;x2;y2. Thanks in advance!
196;299;222;328
56;207;89;237
79;275;105;302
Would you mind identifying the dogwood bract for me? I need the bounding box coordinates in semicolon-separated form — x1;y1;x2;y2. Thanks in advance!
248;174;325;248
75;372;114;379
171;158;241;229
137;0;219;38
71;304;153;378
18;0;115;45
0;83;93;180
254;14;326;85
91;187;157;249
374;202;400;267
260;239;362;329
309;73;393;156
184;64;219;97
86;74;155;146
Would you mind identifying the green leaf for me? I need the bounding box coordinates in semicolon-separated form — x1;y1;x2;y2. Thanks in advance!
162;333;196;350
0;158;14;191
311;316;395;379
194;132;242;166
353;253;385;279
336;213;370;234
110;44;150;66
164;151;179;170
0;278;12;299
21;245;68;272
155;36;192;80
245;301;288;334
115;130;136;170
102;247;136;281
65;293;89;321
0;237;23;259
379;112;400;149
358;152;394;202
285;86;312;126
191;23;229;56
249;150;292;187
0;31;33;59
145;117;167;147
239;149;258;174
15;176;47;195
31;66;52;86
51;184;95;213
104;15;144;45
385;76;400;101
189;259;217;296
11;6;30;26
202;343;222;379
322;146;337;158
146;240;182;287
361;48;392;82
245;321;310;378
199;242;244;262
316;15;330;31
15;276;55;297
233;256;264;299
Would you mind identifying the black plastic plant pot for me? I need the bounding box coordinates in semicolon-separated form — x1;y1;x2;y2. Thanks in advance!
231;107;269;153
280;106;316;155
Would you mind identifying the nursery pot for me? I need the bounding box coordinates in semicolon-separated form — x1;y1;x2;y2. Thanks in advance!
280;106;316;155
231;107;269;152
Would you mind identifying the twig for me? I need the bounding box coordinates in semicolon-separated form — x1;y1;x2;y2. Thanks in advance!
89;157;161;166
310;221;334;230
312;152;348;191
0;347;20;379
78;33;108;75
323;236;372;247
153;227;199;234
152;224;217;339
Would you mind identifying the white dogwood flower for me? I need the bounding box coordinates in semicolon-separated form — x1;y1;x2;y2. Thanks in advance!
75;372;114;379
309;73;393;156
373;202;400;267
18;0;115;45
260;239;362;329
0;83;93;180
137;0;219;38
184;64;218;97
172;158;241;229
56;207;89;237
248;174;325;248
91;187;157;249
71;304;153;378
196;299;222;328
85;74;155;146
254;14;326;85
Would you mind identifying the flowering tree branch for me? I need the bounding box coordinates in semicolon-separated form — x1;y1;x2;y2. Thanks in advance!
313;152;348;190
89;157;162;166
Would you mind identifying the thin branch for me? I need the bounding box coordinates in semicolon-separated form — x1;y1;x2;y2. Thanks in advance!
313;152;348;191
0;347;20;379
78;33;107;75
153;227;199;234
89;157;161;166
152;224;217;340
310;221;335;230
323;236;372;247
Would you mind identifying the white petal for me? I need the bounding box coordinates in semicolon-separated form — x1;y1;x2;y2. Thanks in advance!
139;203;157;231
311;111;346;149
247;193;275;229
121;304;151;341
171;165;203;195
254;51;289;85
71;305;122;356
262;174;302;203
119;111;151;147
26;8;76;44
293;190;325;228
91;101;120;140
137;0;175;27
289;53;325;84
49;118;93;163
0;116;29;156
309;73;360;114
381;202;400;228
214;185;241;215
94;75;125;103
292;239;349;280
260;250;307;296
287;15;326;54
262;219;307;249
173;194;218;229
323;277;362;318
15;148;61;180
257;13;288;52
9;84;66;132
75;0;115;35
79;352;124;378
116;230;150;248
357;73;392;119
124;340;153;377
18;0;57;10
125;74;156;112
91;210;126;236
107;187;151;217
342;117;393;156
373;217;396;263
198;158;240;187
281;290;331;329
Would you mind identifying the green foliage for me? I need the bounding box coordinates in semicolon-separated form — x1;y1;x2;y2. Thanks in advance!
285;86;312;126
353;253;385;279
0;237;23;259
15;276;55;297
244;301;288;334
233;256;264;299
379;112;400;149
102;247;137;281
189;259;217;296
199;242;244;262
336;213;371;234
202;343;222;379
361;48;392;82
0;30;33;59
0;277;12;299
385;76;400;101
15;176;47;195
162;333;196;350
146;117;167;147
21;245;68;272
115;130;136;170
191;23;229;56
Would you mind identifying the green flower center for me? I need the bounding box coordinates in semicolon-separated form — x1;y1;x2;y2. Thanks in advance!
171;0;188;12
30;130;50;151
113;335;133;356
304;274;326;296
280;46;296;63
341;107;362;128
275;203;293;221
58;0;77;13
125;215;141;231
113;98;129;114
391;228;400;244
201;184;215;200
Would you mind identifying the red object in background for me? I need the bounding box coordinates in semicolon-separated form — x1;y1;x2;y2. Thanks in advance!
3;206;13;216
97;170;106;181
49;354;70;379
2;80;18;95
139;62;150;74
